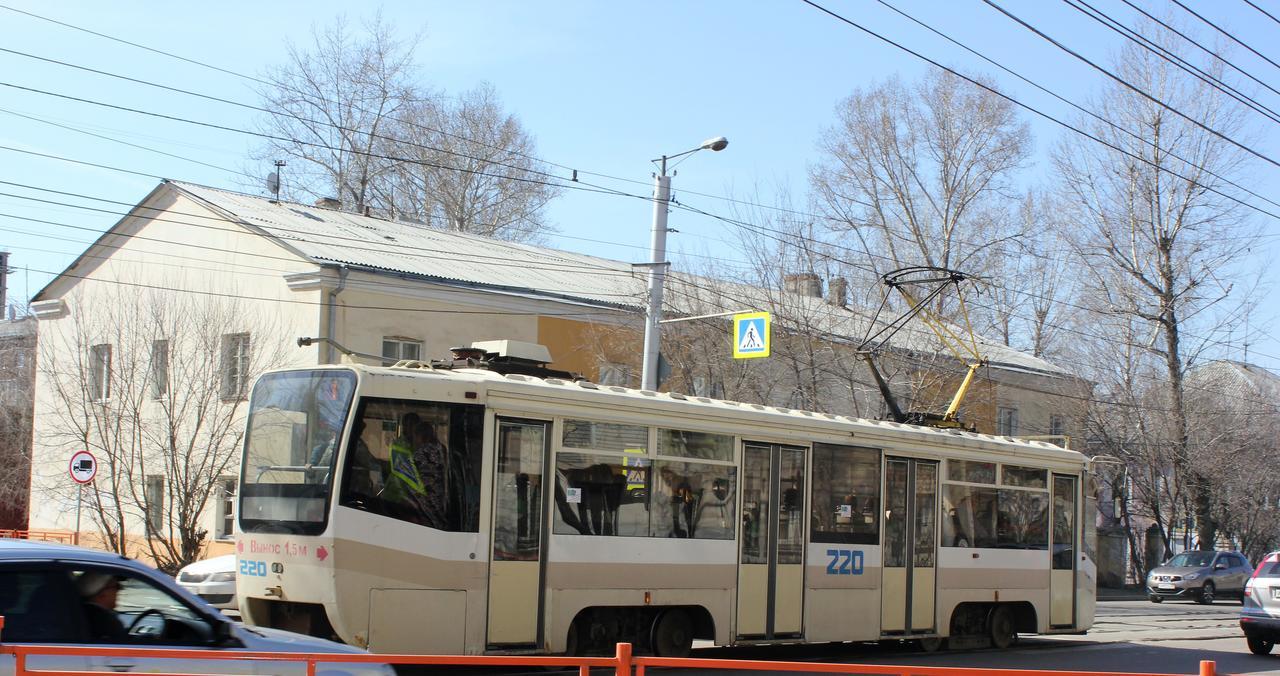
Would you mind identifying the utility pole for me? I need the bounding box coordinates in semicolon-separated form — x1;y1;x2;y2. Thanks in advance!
638;137;728;391
0;251;9;320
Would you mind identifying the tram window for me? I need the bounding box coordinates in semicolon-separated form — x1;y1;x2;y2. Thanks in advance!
1002;465;1048;489
338;398;484;532
942;484;997;547
657;429;733;462
809;444;880;545
995;489;1049;549
651;461;736;540
562;420;648;453
553;453;649;537
947;460;995;484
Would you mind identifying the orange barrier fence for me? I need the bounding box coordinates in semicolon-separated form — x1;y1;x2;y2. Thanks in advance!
0;529;77;544
0;616;1220;676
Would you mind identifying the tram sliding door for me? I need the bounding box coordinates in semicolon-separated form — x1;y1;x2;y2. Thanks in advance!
1050;474;1078;628
736;442;806;639
487;418;551;647
880;457;938;635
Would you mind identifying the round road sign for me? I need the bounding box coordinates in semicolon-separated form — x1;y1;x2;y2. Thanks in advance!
69;450;97;484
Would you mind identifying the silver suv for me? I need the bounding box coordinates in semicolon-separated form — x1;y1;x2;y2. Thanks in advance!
1146;550;1251;604
1242;551;1280;654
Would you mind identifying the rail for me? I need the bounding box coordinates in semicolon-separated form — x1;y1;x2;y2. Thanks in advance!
0;617;1220;676
0;529;76;544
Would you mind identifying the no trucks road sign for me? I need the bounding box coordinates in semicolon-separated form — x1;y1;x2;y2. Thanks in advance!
69;450;97;484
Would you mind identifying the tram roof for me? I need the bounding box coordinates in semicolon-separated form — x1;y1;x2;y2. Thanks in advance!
325;362;1088;466
160;181;1069;379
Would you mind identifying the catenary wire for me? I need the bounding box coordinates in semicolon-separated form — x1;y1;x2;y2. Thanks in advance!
1169;0;1280;73
980;0;1280;169
1241;0;1280;28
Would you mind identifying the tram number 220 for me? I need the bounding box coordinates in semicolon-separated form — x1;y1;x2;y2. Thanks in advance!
826;549;864;575
238;559;268;577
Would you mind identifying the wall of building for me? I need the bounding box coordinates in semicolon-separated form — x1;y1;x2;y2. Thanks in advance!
27;187;320;556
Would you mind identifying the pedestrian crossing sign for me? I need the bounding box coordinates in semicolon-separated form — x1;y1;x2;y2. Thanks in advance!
732;312;770;359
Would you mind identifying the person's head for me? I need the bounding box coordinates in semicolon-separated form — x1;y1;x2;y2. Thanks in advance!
78;572;122;608
416;421;437;444
401;412;422;438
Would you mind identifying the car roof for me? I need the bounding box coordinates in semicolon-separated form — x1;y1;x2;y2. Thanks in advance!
0;539;148;571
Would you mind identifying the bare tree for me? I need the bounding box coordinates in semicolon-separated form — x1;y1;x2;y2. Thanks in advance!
38;287;288;571
378;84;561;243
253;15;560;243
809;69;1032;319
1054;27;1259;549
0;318;35;528
253;13;417;210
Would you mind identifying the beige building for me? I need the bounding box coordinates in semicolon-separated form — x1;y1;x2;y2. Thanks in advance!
25;180;1088;551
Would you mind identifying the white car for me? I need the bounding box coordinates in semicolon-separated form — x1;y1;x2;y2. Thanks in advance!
0;540;391;676
176;554;237;611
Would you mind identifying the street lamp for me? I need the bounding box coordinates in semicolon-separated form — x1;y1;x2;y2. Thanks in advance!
639;137;729;391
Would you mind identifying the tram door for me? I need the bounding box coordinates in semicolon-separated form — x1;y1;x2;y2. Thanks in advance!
1050;474;1078;628
487;418;551;647
736;442;806;639
880;457;938;635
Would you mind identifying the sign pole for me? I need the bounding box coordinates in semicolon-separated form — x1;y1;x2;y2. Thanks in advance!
74;483;82;546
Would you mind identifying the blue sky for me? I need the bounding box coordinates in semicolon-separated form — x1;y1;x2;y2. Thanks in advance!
1;1;1277;369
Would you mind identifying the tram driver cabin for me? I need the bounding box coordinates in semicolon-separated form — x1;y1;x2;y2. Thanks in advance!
236;342;1096;656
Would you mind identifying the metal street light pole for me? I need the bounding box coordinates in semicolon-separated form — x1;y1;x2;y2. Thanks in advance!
640;137;728;391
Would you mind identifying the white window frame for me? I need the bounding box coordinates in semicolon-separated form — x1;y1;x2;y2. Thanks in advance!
220;333;251;400
145;475;165;535
89;344;112;402
381;337;423;363
215;476;237;540
997;406;1019;436
597;362;631;387
150;339;170;400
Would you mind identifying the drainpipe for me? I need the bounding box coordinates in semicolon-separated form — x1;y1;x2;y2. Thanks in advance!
325;265;348;364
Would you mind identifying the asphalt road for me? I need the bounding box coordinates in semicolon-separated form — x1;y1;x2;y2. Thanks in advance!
395;598;1279;676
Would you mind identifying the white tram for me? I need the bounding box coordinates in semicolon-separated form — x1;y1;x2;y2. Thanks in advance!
236;350;1096;656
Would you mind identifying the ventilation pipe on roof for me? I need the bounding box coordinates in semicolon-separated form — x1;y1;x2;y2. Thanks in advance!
783;273;822;298
325;264;348;364
315;197;342;210
828;277;848;308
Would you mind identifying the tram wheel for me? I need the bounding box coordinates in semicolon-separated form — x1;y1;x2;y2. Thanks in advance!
652;609;693;657
988;605;1016;650
917;636;945;652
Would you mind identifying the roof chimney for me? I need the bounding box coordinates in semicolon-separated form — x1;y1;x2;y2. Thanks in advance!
315;197;342;210
828;277;847;308
783;273;822;298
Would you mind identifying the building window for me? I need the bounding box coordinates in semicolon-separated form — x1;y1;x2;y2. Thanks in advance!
1049;414;1065;437
381;337;422;363
145;475;165;535
220;333;251;400
597;362;631;387
150;340;169;400
997;407;1018;436
215;477;237;540
89;344;112;401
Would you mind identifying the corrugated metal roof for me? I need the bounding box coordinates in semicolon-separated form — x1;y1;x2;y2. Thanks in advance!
172;181;1067;377
1189;360;1280;409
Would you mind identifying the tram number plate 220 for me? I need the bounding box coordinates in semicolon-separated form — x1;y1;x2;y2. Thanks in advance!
239;559;268;577
826;549;864;575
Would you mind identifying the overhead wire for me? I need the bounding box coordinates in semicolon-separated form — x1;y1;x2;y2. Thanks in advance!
980;0;1280;170
1168;0;1280;73
1241;0;1280;28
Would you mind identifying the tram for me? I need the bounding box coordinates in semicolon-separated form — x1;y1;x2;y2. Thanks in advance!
235;343;1096;656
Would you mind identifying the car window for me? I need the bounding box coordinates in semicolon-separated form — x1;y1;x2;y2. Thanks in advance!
0;568;87;642
70;566;212;645
1166;551;1214;567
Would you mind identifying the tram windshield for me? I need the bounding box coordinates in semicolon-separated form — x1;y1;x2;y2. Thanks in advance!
239;369;356;535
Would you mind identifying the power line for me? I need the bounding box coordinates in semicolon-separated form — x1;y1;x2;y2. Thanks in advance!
981;0;1280;170
1169;0;1280;73
797;0;1280;230
1241;0;1280;28
873;0;1280;214
1120;0;1280;102
1062;0;1280;126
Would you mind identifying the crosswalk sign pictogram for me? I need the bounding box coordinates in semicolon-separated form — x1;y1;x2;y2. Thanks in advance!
733;312;771;359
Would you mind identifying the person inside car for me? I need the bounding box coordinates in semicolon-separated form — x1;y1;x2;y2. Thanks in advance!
78;571;127;641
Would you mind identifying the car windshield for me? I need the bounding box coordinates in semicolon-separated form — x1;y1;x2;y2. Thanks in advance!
240;369;356;535
1166;551;1216;568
